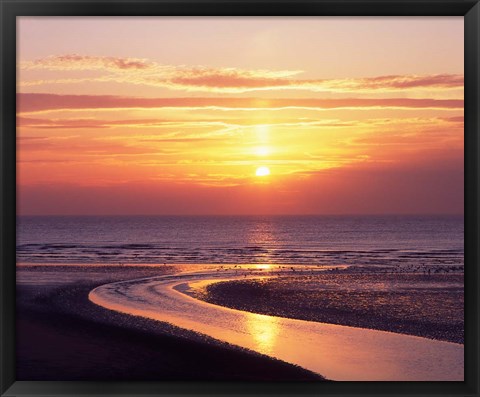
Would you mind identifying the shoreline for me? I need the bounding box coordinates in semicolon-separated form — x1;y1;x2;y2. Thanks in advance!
87;267;464;381
16;265;324;381
17;263;464;380
192;273;464;344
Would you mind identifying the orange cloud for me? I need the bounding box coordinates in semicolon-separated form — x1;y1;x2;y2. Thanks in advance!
17;93;464;114
18;157;463;216
319;74;463;91
21;54;154;71
19;54;463;93
17;115;462;131
16;115;358;129
17;116;177;129
164;73;463;92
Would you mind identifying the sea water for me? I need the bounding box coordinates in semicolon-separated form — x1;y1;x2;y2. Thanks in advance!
16;215;463;267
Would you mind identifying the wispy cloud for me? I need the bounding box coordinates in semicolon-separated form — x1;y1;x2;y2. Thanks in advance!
19;54;463;93
16;115;357;130
21;54;155;71
314;74;463;91
17;93;464;114
17;115;461;131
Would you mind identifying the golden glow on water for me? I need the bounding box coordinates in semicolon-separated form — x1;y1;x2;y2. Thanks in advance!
89;269;464;381
246;312;279;354
247;222;277;263
255;264;273;270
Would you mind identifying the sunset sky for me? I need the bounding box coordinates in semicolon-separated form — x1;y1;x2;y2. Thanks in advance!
17;17;464;215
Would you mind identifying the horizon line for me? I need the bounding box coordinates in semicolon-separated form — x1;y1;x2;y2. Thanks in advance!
16;213;464;217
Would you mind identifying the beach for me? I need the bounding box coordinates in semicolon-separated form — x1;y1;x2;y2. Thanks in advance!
15;13;465;386
16;265;324;381
193;272;464;344
17;263;464;381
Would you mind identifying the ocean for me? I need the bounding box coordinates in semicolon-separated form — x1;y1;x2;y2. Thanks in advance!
16;215;463;267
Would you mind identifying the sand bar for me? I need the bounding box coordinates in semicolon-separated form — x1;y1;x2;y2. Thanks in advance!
89;267;464;381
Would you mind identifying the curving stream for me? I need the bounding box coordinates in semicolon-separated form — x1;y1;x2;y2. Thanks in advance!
89;269;464;381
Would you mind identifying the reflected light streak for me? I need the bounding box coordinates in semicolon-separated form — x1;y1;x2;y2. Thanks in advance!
247;221;277;263
246;312;280;354
254;146;270;156
89;270;465;381
255;264;273;270
254;124;269;143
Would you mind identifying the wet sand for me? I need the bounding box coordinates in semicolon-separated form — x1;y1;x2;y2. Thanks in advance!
195;272;464;344
88;267;463;381
16;265;323;381
16;264;463;381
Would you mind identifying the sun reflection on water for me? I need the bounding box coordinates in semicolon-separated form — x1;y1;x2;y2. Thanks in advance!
246;312;280;354
247;220;278;265
254;264;272;270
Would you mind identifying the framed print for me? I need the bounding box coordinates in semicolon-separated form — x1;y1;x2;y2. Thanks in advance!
1;1;479;396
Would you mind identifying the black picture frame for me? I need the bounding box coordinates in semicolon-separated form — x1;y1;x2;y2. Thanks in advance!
1;1;479;396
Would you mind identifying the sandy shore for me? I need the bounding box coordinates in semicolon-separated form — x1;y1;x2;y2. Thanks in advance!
16;264;463;381
194;272;464;344
16;265;324;381
88;267;463;381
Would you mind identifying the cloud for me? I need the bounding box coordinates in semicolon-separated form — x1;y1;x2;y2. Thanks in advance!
18;137;163;155
17;115;357;130
17;114;461;132
442;116;464;123
320;74;464;91
17;157;463;216
21;54;155;71
17;93;464;114
19;54;463;93
17;116;177;129
153;72;464;93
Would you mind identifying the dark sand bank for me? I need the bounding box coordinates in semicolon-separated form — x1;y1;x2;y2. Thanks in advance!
17;266;324;381
196;273;464;344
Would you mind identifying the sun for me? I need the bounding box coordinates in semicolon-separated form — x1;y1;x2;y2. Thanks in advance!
255;166;270;177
